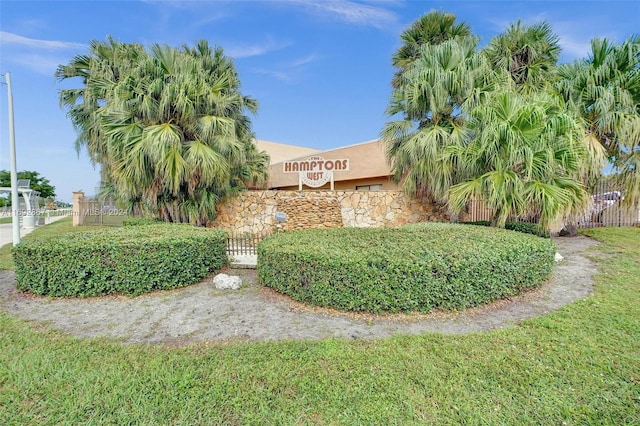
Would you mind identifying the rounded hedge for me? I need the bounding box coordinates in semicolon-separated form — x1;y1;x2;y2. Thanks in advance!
461;220;550;238
257;223;556;313
13;224;228;297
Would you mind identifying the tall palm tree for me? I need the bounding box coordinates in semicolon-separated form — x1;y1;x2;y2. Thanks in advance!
57;39;269;225
382;35;496;201
447;90;597;228
483;21;561;93
383;14;605;230
556;35;640;206
56;37;146;168
391;10;471;87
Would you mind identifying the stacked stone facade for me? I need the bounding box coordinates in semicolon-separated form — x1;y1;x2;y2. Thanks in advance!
210;190;449;235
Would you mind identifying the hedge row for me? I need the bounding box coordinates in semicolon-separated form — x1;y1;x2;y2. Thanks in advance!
258;223;555;313
13;224;228;297
122;217;163;226
461;220;551;238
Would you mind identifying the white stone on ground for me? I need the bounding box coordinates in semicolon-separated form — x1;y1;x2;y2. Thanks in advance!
554;252;564;262
212;273;242;290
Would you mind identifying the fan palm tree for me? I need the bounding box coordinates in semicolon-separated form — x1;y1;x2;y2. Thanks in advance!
56;37;146;169
383;15;605;231
483;21;561;94
391;10;471;88
556;35;640;206
382;35;496;201
57;39;268;225
447;90;598;228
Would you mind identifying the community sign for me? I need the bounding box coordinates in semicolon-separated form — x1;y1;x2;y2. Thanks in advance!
283;156;350;189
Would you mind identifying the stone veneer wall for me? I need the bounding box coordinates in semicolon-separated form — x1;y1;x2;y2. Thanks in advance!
211;190;449;235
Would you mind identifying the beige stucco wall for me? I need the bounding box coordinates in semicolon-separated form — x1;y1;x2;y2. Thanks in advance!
254;139;321;164
210;190;449;235
272;176;400;191
267;139;393;190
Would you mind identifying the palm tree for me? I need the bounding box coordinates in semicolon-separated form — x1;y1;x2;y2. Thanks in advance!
391;10;471;87
383;14;605;231
447;90;598;229
57;39;269;225
382;35;496;201
483;21;561;93
556;35;640;206
56;37;146;168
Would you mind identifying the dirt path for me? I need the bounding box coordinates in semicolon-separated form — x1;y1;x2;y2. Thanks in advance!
0;236;599;346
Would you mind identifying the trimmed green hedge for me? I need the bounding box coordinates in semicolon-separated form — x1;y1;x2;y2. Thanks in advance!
13;224;228;297
258;223;555;313
461;220;551;238
122;217;163;227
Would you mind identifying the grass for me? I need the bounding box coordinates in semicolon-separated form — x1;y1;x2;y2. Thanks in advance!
0;212;64;224
0;218;110;270
0;226;638;424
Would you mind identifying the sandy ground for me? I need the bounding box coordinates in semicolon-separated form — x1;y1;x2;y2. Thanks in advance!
0;236;599;346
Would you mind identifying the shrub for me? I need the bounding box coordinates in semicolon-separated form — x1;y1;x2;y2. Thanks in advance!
461;220;550;238
258;223;555;313
122;217;163;226
13;224;228;297
506;221;550;238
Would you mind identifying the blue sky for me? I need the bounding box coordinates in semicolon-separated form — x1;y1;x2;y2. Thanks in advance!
0;0;638;202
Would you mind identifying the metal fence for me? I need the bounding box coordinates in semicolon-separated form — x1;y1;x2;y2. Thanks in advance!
76;197;129;226
462;180;639;228
226;232;271;256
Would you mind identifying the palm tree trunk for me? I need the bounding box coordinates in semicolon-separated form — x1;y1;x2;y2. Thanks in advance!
490;208;508;228
560;213;579;237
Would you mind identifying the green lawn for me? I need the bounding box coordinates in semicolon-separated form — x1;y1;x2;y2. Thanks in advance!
0;213;67;225
0;226;638;424
0;218;110;270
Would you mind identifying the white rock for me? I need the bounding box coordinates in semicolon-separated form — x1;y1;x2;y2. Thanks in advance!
554;252;564;262
212;273;242;290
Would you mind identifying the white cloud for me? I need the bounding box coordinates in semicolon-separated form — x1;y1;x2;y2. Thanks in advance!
13;18;49;33
191;12;229;29
252;68;292;82
360;0;403;5
558;35;592;61
0;31;85;50
290;53;320;67
478;11;620;62
286;0;399;29
141;0;230;35
139;0;195;8
10;53;66;76
225;36;292;58
552;19;619;62
0;32;83;76
251;53;321;82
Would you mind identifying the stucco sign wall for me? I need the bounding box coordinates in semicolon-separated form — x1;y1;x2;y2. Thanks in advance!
282;156;349;189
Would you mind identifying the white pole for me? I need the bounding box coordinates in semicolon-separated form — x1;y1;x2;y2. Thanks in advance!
6;72;20;246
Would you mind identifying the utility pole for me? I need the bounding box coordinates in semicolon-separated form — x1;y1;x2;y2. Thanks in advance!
3;72;20;245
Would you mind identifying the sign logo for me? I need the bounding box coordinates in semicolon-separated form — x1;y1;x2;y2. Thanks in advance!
283;156;349;188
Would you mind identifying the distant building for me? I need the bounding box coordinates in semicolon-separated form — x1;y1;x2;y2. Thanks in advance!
255;139;398;191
